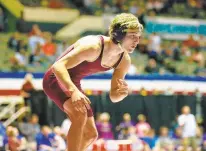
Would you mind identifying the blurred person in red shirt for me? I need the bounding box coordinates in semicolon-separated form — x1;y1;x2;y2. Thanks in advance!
29;24;42;37
42;32;56;57
183;35;199;48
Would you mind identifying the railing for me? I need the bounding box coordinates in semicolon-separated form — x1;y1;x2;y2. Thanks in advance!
0;102;16;120
3;106;29;127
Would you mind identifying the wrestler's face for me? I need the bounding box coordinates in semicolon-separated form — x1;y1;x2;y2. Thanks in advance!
121;32;141;53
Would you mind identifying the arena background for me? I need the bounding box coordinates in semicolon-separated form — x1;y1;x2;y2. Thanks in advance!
0;0;206;150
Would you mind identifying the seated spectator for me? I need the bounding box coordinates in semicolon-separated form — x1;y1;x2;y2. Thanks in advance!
29;24;42;37
18;114;41;143
116;113;135;133
199;35;206;49
172;127;183;151
10;49;27;71
129;1;139;14
36;126;55;151
135;114;151;138
6;127;27;151
0;122;6;150
97;112;114;140
53;126;66;150
7;32;20;51
28;30;45;54
49;0;64;8
118;127;132;140
171;41;181;61
183;35;199;48
61;118;71;139
29;43;47;67
145;59;160;73
154;126;174;151
42;32;56;58
191;47;204;65
16;39;28;52
194;61;206;77
141;128;158;149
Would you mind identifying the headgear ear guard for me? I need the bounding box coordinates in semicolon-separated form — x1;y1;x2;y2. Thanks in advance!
111;24;127;44
111;20;143;44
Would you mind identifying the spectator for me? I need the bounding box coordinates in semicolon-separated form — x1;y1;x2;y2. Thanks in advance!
42;32;56;58
141;128;158;149
118;127;132;140
29;42;47;68
16;39;28;52
20;73;36;107
29;24;42;37
148;33;162;58
53;126;66;150
183;35;199;48
10;48;27;71
61;118;71;138
116;113;135;133
171;127;183;151
28;32;45;54
191;47;204;65
97;112;114;140
6;127;27;151
199;35;206;49
145;59;160;73
129;1;138;14
178;106;197;151
36;126;55;151
135;114;151;138
171;41;181;61
7;32;20;51
49;0;64;9
154;126;174;151
0;122;6;150
194;61;206;77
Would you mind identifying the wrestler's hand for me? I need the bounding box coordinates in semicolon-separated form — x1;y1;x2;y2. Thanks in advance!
116;79;129;96
71;89;91;113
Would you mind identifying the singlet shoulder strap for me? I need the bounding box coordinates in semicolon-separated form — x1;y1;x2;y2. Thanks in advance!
113;52;124;69
99;35;104;58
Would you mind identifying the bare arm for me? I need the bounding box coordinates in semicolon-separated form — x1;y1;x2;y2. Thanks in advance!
52;36;101;95
110;53;131;102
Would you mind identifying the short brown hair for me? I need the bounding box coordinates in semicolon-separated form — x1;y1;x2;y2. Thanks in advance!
109;13;143;38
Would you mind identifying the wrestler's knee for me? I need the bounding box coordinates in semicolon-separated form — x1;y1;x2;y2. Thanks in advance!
63;99;87;125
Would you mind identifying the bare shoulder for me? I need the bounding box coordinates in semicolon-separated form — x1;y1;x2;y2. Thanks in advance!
74;35;102;62
76;35;101;52
116;52;131;71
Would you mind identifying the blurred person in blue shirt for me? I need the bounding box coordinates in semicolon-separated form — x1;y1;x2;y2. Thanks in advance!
36;126;55;151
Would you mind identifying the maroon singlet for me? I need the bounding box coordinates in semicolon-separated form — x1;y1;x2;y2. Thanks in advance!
42;36;124;117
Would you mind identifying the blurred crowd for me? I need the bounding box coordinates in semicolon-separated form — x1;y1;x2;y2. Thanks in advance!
72;0;206;19
5;23;206;77
94;106;204;151
135;33;206;76
1;105;206;151
7;24;69;72
17;0;206;19
0;0;205;76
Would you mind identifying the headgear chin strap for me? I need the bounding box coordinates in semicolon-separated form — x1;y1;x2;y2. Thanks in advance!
111;20;143;44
